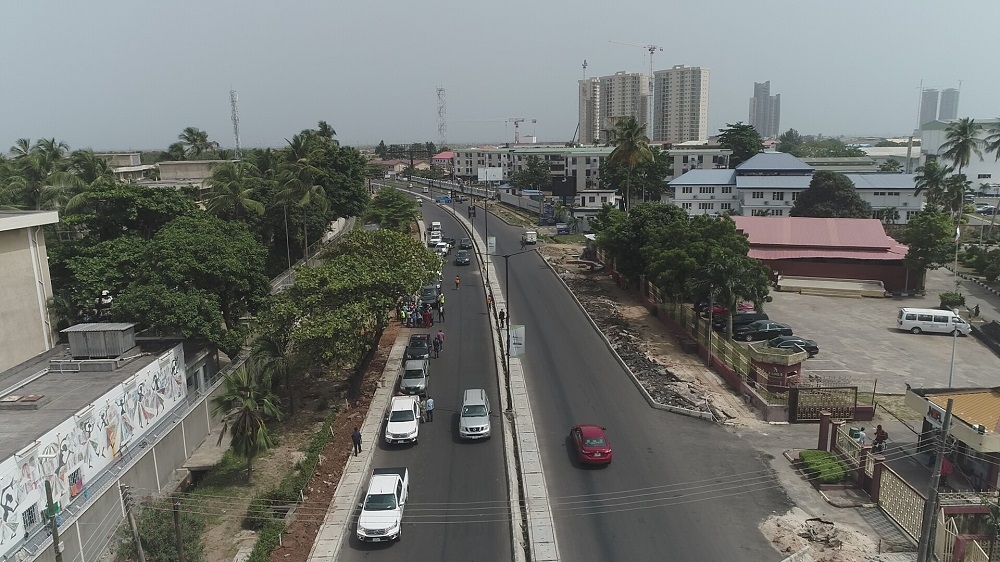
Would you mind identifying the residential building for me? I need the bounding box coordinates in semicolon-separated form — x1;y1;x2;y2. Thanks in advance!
0;211;59;372
96;153;155;183
576;189;619;209
155;159;235;187
652;65;709;143
578;77;602;145
919;88;939;128
97;152;142;167
938;88;960;120
748;81;781;139
922;118;1000;188
668;152;925;223
431;151;454;169
598;71;650;143
0;323;221;562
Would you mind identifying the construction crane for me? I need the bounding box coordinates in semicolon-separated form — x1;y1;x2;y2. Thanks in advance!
609;40;663;134
508;118;537;144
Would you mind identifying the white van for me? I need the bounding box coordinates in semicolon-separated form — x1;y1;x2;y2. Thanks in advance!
897;308;971;335
430;221;442;232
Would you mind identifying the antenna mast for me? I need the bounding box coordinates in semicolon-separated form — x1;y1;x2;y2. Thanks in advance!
436;87;447;147
582;59;588;80
230;90;241;160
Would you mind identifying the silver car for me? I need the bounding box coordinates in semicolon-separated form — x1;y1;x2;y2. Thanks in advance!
459;389;491;439
400;359;429;395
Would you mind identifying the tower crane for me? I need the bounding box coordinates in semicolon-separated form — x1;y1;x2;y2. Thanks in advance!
508;118;537;144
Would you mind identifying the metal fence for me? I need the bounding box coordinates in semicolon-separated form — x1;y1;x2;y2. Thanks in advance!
877;464;926;542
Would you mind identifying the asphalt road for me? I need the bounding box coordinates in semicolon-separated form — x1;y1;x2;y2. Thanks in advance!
473;213;794;561
338;200;511;561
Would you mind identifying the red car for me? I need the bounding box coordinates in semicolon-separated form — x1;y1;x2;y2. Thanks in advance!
570;425;613;465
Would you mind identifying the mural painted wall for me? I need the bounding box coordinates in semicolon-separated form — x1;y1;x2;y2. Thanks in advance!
0;345;186;556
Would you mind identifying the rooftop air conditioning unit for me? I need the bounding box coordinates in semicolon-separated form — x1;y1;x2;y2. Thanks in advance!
764;201;770;205
903;202;909;206
710;195;715;199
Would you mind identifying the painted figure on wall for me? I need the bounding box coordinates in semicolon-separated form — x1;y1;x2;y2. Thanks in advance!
116;395;135;443
0;479;18;544
18;458;39;502
39;440;68;502
100;402;121;459
171;357;184;399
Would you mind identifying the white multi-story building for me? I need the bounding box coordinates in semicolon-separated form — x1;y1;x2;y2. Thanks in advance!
652;65;710;143
598;71;650;142
669;153;925;223
665;146;731;179
921;118;1000;191
578;77;601;145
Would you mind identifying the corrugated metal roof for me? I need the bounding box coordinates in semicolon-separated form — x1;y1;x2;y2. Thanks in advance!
731;216;898;249
736;152;814;172
736;176;812;189
928;390;1000;434
844;173;917;190
668;169;736;186
61;323;137;333
750;246;907;261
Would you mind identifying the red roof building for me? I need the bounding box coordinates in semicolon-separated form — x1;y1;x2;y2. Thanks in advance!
731;216;916;292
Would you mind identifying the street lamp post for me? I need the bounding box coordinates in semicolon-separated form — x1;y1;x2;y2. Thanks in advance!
503;249;535;375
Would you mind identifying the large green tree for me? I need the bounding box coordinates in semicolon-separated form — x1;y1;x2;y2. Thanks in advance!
940;117;984;175
596;202;689;282
116;215;269;355
718;122;764;168
365;187;420;233
984;119;1000;163
913;159;953;207
205;161;266;219
510;155;551;190
607;116;653;211
776;128;804;155
689;248;771;339
178;126;219;158
790;171;872;218
898;208;954;289
599;146;671;202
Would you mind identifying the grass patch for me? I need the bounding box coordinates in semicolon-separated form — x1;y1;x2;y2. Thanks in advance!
799;450;849;484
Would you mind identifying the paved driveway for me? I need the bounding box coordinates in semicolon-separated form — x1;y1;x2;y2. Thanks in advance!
763;268;999;393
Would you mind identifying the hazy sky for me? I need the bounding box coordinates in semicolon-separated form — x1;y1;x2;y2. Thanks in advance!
3;1;998;152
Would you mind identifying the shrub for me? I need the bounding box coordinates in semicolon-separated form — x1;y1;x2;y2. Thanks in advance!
114;496;206;562
940;291;966;308
799;450;848;484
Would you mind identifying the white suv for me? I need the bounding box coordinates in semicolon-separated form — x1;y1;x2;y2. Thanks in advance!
385;396;420;444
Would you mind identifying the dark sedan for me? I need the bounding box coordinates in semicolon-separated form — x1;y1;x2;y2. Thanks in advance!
459;237;473;250
733;320;792;341
766;335;818;356
454;250;471;266
405;334;431;359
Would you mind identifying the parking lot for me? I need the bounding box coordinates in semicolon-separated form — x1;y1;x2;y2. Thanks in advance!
762;268;1000;393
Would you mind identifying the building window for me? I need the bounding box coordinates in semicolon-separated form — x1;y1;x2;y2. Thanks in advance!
979;174;992;179
772;192;785;201
791;192;798;201
681;186;693;194
888;191;900;196
698;202;714;210
699;186;715;194
752;191;764;199
721;187;732;194
773;210;784;216
601;196;608;203
720;203;732;210
681;202;692;209
22;505;40;532
588;196;596;203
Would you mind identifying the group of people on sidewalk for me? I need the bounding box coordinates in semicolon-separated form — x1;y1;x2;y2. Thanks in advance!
397;293;445;327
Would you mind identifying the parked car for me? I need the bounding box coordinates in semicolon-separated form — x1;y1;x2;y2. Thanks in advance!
419;285;440;309
405;334;431;359
442;236;456;248
399;359;429;395
569;424;613;465
733;320;793;341
357;467;408;542
454;250;471;265
697;301;754;316
385;396;420;444
713;311;769;332
766;335;819;356
428;232;442;248
978;205;997;216
459;389;491;440
459;238;473;250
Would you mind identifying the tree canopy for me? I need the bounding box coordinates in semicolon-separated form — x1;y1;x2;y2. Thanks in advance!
790;171;873;218
510;155;551;190
898;208;954;286
365;187;420;233
718;122;764;168
607;116;653;210
599;146;671;202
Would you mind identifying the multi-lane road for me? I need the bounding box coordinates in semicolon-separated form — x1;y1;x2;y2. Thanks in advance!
342;185;791;561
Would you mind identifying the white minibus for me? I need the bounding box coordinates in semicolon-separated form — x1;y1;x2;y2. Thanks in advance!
897;308;971;335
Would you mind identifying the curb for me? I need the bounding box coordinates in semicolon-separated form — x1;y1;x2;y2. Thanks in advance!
538;257;716;422
308;338;407;562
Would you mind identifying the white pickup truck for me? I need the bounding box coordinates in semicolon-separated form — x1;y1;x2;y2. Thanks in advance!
357;467;409;542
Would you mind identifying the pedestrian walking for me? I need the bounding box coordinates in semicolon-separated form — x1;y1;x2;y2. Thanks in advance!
454;275;460;290
487;294;493;310
432;337;441;358
856;427;867;446
435;329;445;351
425;396;435;422
351;427;362;456
438;303;445;322
941;456;954;488
974;304;981;317
498;309;506;328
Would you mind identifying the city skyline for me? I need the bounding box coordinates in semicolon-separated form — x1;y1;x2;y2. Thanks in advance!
749;81;781;140
2;1;997;151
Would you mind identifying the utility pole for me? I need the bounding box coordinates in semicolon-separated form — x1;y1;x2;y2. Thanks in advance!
44;481;64;562
916;398;953;562
120;484;147;562
173;501;186;562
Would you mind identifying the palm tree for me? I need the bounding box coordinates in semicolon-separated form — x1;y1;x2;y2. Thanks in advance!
278;161;328;256
252;333;295;416
607;117;653;212
210;361;281;483
178;127;219;158
940;117;984;175
984;119;1000;163
690;249;770;340
316;120;337;142
914;159;952;207
9;138;31;159
205;162;265;219
165;142;187;161
942;174;971;220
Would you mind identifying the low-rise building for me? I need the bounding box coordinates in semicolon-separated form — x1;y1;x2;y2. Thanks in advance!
922;118;1000;184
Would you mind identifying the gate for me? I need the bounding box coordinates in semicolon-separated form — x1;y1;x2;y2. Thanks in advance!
789;386;858;422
